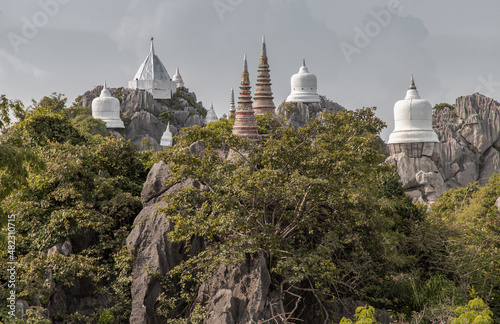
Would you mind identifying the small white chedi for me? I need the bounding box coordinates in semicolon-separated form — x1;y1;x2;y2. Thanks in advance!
160;122;173;147
172;67;184;88
91;81;125;129
205;103;219;124
286;58;320;103
388;76;439;157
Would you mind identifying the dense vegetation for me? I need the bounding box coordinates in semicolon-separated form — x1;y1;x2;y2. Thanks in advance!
0;93;498;323
0;94;151;323
154;110;500;323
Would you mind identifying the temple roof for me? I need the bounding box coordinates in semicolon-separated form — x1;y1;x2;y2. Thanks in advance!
133;37;171;81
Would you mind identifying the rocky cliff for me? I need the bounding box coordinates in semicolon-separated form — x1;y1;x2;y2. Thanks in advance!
386;93;500;203
78;87;206;150
126;142;288;323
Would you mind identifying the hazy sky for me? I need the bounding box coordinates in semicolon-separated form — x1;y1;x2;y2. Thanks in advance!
1;0;500;140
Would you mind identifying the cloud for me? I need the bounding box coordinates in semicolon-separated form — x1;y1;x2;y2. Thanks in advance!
0;49;48;78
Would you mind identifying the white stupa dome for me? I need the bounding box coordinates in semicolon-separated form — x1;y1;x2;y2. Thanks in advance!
205;103;218;124
92;81;124;129
160;123;173;147
388;76;439;144
285;59;320;103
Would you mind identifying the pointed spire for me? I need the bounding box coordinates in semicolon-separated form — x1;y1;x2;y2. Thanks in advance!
104;79;107;89
229;88;236;119
150;37;155;56
261;36;267;57
175;66;180;75
241;54;250;83
409;75;416;89
302;58;306;67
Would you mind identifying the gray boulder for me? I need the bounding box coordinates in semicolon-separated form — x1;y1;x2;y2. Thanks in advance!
276;96;344;128
140;160;172;206
196;253;285;324
385;152;446;203
127;158;203;323
479;148;500;185
47;237;72;256
127;112;165;145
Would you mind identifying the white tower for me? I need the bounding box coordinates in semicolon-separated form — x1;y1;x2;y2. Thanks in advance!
128;37;177;99
285;58;320;103
205;103;219;124
388;76;439;157
172;67;184;88
92;81;125;129
160;122;173;147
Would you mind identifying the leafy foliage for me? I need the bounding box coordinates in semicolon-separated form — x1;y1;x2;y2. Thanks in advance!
157;108;426;321
340;305;379;324
0;94;149;322
452;298;494;324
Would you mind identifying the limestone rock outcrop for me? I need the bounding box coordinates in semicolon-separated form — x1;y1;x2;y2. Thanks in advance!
276;95;344;128
387;93;500;203
385;147;446;204
78;87;206;150
126;142;287;323
434;93;500;187
126;156;203;323
196;253;285;324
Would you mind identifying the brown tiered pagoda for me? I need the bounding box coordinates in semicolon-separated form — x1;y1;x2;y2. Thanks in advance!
232;55;260;141
252;37;275;115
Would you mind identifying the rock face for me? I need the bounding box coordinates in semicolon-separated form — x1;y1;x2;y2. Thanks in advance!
126;157;203;323
385;145;446;203
196;253;285;324
276;95;344;128
127;142;288;323
434;93;500;187
387;93;500;203
79;87;206;150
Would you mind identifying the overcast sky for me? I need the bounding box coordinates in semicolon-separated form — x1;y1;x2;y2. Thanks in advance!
1;0;500;140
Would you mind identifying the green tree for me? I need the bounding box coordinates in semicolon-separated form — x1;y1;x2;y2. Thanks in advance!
157;108;424;321
427;176;500;319
0;102;149;322
452;298;494;324
340;306;379;324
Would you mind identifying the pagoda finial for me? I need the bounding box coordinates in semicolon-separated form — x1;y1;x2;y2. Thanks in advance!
409;75;416;89
176;66;180;75
104;79;107;89
302;58;306;67
150;37;155;56
261;36;267;57
229;88;236;117
241;55;250;83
